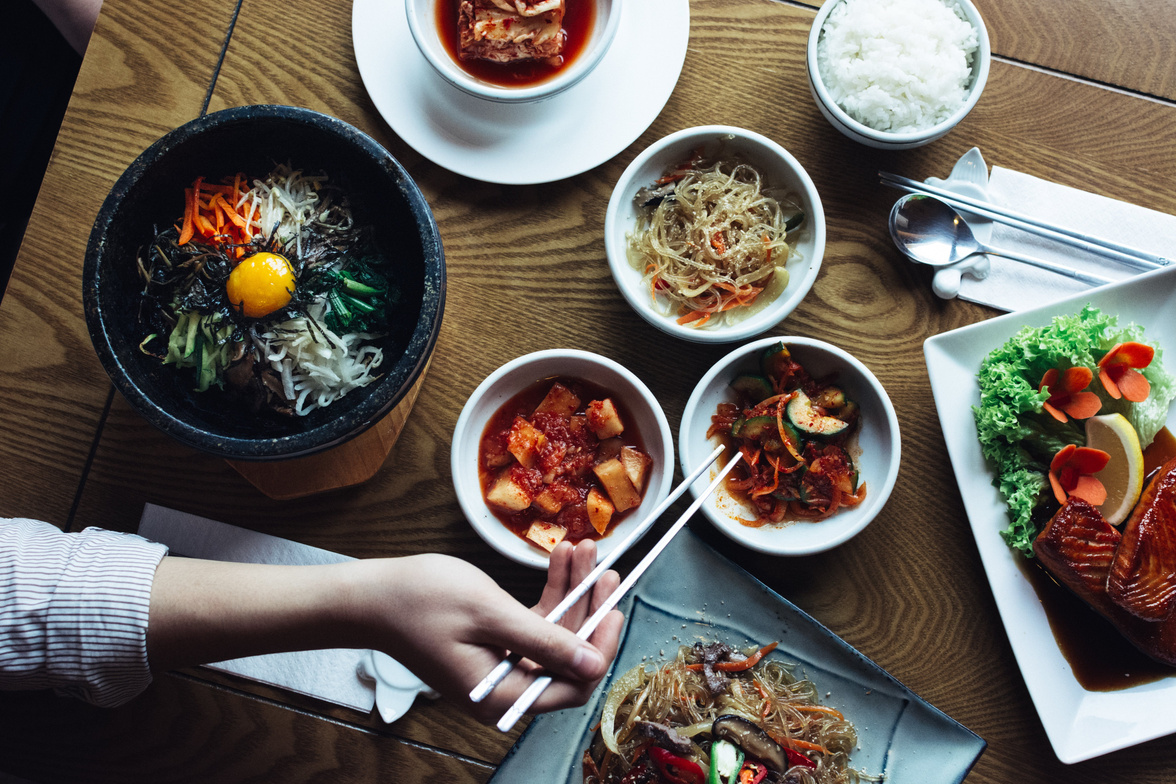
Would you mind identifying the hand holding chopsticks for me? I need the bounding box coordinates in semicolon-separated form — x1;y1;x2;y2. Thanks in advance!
473;446;744;732
468;444;725;705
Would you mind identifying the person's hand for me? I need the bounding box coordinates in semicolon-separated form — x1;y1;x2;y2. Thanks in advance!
148;540;623;724
351;539;623;723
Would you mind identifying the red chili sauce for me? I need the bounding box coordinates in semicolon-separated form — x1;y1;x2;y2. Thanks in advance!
478;376;651;552
435;0;597;88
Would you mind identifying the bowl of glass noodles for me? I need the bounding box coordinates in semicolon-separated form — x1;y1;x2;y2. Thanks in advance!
82;105;445;460
604;126;824;344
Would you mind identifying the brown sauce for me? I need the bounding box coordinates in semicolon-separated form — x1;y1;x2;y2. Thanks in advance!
435;0;596;88
1016;557;1173;691
1017;427;1176;691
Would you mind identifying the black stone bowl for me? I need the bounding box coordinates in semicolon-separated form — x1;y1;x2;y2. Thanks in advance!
83;105;445;460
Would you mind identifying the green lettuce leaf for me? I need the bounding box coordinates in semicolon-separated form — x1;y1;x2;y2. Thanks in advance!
972;305;1175;556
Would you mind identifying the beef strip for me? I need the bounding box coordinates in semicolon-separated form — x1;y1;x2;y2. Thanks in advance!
635;721;694;757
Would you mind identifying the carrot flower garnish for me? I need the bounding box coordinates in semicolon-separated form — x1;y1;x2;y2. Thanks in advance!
1098;341;1154;402
1039;366;1102;423
1048;444;1109;506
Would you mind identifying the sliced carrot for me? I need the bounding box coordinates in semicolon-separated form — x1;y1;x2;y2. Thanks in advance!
1039;366;1101;422
711;231;728;254
791;703;846;720
772;736;830;756
1098;342;1155;401
677;309;711;326
1115;370;1152;402
713;642;778;672
178;187;195;244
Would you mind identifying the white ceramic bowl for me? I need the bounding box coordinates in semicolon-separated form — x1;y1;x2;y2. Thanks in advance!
452;349;674;569
405;0;622;104
806;0;990;150
679;336;901;555
604;126;825;344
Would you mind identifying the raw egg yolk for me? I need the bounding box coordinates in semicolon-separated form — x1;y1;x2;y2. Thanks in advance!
226;252;295;318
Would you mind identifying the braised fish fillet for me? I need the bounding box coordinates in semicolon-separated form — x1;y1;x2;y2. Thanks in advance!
1034;498;1176;666
1035;498;1122;606
1107;457;1176;621
458;0;566;63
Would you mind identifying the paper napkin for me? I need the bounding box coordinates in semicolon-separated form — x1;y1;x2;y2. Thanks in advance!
924;150;1176;312
137;504;432;718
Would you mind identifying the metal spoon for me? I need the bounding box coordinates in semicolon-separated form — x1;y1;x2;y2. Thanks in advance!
889;193;1113;285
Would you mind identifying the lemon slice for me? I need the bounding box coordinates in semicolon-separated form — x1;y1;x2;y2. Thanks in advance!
1084;413;1146;525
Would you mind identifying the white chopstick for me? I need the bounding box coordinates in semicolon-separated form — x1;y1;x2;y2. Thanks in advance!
469;445;726;705
494;450;745;732
878;171;1173;271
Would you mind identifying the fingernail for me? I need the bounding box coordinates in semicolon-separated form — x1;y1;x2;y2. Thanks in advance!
572;645;604;678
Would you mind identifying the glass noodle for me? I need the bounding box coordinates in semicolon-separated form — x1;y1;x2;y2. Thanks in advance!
585;644;875;784
628;156;803;328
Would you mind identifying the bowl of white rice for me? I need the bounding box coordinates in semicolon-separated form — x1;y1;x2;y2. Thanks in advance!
806;0;990;149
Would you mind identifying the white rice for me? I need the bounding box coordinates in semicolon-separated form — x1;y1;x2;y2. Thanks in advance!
817;0;979;133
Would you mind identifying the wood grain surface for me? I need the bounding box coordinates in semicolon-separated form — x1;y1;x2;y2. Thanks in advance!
3;0;1176;781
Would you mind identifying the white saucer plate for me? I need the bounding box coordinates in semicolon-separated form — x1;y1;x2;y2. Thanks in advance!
352;0;690;185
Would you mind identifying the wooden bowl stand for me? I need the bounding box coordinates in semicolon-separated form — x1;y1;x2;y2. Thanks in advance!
227;359;431;500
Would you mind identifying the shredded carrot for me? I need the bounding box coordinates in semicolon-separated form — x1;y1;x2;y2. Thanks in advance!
776;737;831;756
711;231;728;254
676;309;711;326
753;680;773;718
176;173;257;253
178;187;196;244
714;642;777;672
792;704;845;720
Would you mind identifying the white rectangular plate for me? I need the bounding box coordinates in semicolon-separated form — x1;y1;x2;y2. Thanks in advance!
923;265;1176;763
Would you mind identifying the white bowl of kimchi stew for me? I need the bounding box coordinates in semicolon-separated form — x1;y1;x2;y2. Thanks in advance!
605;126;825;344
405;0;622;104
679;336;900;556
452;349;674;569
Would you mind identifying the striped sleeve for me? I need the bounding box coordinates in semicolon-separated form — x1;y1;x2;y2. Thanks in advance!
0;518;169;707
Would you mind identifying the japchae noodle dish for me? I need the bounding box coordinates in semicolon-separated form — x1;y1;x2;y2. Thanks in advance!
136;164;398;416
629;153;804;328
583;641;874;784
709;342;865;524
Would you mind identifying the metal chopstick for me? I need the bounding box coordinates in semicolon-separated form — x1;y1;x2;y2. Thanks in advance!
494;450;745;732
469;445;726;705
879;171;1173;271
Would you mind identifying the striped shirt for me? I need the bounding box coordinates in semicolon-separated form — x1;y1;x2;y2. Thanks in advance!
0;518;168;707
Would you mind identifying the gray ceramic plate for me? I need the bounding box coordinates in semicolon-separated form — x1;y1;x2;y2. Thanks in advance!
491;527;985;782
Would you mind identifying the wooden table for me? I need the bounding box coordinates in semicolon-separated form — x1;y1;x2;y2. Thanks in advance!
2;0;1176;781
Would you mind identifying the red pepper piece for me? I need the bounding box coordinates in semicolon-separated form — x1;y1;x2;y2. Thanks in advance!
784;748;818;770
649;748;706;784
737;760;769;784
